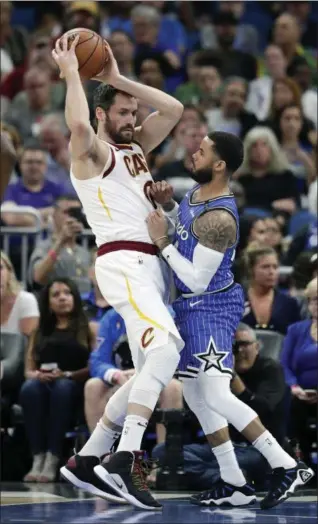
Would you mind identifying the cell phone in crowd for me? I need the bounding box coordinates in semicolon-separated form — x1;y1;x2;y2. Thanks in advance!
67;206;89;228
40;363;58;373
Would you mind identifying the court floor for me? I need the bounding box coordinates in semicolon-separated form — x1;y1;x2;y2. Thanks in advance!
1;483;317;524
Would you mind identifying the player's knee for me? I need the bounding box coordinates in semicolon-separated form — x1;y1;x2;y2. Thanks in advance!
145;343;180;389
84;377;108;404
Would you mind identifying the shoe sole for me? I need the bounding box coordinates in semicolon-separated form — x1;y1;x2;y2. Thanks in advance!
191;493;257;507
260;467;315;510
94;465;162;511
60;466;127;504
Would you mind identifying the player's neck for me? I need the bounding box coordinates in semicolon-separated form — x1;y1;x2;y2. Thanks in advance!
196;180;231;202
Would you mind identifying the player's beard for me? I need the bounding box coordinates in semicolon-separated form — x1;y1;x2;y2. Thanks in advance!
190;168;213;185
104;114;134;144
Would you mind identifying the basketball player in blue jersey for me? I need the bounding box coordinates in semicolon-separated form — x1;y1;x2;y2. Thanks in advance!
147;131;314;510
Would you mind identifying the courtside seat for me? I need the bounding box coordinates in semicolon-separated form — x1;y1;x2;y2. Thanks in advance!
255;329;285;361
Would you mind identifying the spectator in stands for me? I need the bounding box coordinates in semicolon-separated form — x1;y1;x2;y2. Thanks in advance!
155;122;208;202
283;208;318;268
194;53;223;112
237;127;300;215
152;323;288;490
1;143;64;228
206;77;258;139
201;2;259;56
0;251;39;336
246;45;287;122
173;51;204;105
20;278;94;482
288;57;318;129
242;245;301;334
288;252;318;318
82;251;111;325
86;306;183;443
4;67;63;142
28;195;91;294
38;113;74;194
286;1;317;50
0;1;28;71
63;1;101;33
109;30;136;80
281;277;318;465
276;104;315;187
134;51;175;92
238;216;268;254
0;122;21;183
271;13;316;79
264;217;284;258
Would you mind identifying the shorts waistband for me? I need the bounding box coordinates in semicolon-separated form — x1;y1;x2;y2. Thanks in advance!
181;281;235;299
97;240;159;257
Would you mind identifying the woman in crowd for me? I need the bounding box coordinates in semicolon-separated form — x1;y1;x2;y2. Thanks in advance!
276;104;315;189
242;245;301;334
0;251;39;336
20;277;94;482
237;127;300;214
281;277;318;465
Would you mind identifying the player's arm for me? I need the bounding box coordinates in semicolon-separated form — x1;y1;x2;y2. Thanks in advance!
52;36;108;167
97;44;183;154
147;209;236;294
0;132;16;201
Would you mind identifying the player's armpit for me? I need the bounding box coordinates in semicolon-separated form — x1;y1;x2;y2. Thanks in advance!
134;108;183;155
69;123;96;160
194;210;237;253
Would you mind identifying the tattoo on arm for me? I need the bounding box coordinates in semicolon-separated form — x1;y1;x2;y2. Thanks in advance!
193;210;237;253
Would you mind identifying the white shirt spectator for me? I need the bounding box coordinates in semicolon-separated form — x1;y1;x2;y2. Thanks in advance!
1;290;40;335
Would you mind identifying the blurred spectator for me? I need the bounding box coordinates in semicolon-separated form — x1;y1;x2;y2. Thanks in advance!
153;323;288;490
264;217;284;258
0;251;39;336
277;104;315;186
308;176;317;217
155;123;208;202
28;195;91;293
173;51;203;105
109;30;136;80
63;1;101;33
38;113;75;194
86;307;182;443
283;211;317;267
237;127;300;214
229;179;245;215
286;1;317;50
200;11;257;81
0;122;21;183
82;251;111;324
238;216;268;253
4;67;64;142
195;53;223;112
287;57;318;129
134;51;175;92
21;278;94;482
201;2;259;56
288;252;318;317
281;277;318;465
0;1;28;72
206;77;258;138
271;13;316;80
242;245;301;334
246;45;287;122
0;31;61;103
1;143;64;228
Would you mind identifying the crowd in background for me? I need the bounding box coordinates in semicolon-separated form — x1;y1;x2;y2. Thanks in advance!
0;1;317;487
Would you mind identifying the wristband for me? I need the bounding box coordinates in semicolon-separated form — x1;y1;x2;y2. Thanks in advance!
48;249;57;261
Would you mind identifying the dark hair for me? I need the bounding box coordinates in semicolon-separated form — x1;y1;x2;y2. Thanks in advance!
182;104;207;124
134;51;175;77
208;131;244;175
21;141;47;157
194;52;222;72
287;56;310;77
110;29;134;44
239;215;265;252
34;277;92;350
93;84;132;113
214;11;238;26
54;194;80;207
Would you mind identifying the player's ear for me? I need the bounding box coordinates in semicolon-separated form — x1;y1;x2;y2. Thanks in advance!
214;160;226;174
96;106;106;122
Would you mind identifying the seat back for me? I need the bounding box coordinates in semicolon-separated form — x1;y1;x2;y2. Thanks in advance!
255;329;285;361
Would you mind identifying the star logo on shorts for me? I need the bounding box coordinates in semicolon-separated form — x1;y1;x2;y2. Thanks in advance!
194;336;229;373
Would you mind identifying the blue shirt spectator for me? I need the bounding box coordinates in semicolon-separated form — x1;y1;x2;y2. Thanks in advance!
3;177;64;209
281;319;318;390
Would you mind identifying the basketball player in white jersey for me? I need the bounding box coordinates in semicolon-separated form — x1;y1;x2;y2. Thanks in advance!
53;36;184;510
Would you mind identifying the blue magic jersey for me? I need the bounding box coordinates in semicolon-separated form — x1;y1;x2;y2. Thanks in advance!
173;186;240;294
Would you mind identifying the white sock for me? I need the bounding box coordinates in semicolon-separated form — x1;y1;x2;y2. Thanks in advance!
117;414;148;452
79;419;121;458
212;441;246;487
253;430;296;470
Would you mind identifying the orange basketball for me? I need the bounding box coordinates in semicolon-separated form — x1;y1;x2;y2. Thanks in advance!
62;28;108;80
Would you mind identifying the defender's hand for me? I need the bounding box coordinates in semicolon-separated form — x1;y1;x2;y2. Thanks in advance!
147;181;174;207
146;209;169;244
52;34;80;79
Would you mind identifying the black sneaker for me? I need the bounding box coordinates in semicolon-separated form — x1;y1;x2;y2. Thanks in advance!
94;451;162;511
190;480;257;507
260;461;315;510
60;454;126;504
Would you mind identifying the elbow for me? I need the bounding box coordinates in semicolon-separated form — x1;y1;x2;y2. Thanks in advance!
172;101;184;120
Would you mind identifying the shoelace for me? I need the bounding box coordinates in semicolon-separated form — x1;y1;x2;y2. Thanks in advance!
132;458;159;492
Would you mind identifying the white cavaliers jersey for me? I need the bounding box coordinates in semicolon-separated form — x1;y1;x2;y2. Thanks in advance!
70;141;157;247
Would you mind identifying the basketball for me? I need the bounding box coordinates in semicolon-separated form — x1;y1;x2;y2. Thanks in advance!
62;28;108;80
